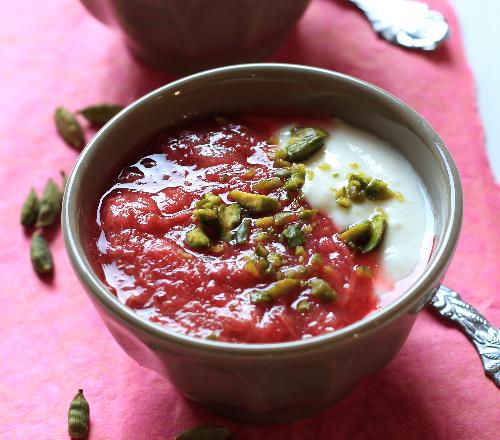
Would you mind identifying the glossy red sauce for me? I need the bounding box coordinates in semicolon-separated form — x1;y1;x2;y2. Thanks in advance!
89;117;379;343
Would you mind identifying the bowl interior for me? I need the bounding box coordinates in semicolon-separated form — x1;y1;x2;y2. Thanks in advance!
65;64;461;348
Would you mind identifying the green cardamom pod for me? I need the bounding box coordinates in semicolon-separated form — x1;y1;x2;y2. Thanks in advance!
54;106;85;150
176;424;233;440
36;178;62;228
79;103;124;126
20;188;40;227
30;233;53;275
68;389;90;439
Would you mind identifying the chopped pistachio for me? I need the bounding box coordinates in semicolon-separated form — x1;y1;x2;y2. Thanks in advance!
364;179;394;201
274;168;292;180
217;203;241;234
267;253;283;269
255;216;274;229
286;127;328;162
250;290;273;304
274;211;295;226
179;251;193;259
299;209;317;220
252;177;283;192
338;220;371;246
195;192;222;209
266;278;300;299
229;190;280;214
235;218;251;244
219;174;230;182
309;253;323;265
318;163;332;171
324;266;334;275
285;265;309;278
336;197;352;208
274;148;288;160
193;208;218;222
296;300;311;312
332;172;340;178
347;172;371;188
186;227;211;248
282;223;305;248
308;277;337;302
302;224;313;234
350;162;360;169
274;158;292;168
295;246;305;256
346;179;366;202
284;164;306;191
306;170;315;181
244;256;269;277
361;208;387;253
254;231;271;242
255;244;268;258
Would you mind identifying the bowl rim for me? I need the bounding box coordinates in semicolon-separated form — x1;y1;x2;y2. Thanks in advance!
62;62;463;355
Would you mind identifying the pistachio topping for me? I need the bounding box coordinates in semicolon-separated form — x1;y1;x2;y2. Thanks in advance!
235;218;251;244
338;208;388;253
186;227;211;248
282;223;306;248
361;207;387;253
250;278;300;304
296;299;312;312
252;177;283;192
284;164;306;192
228;190;280;214
286;127;328;162
308;277;337;302
217;203;241;239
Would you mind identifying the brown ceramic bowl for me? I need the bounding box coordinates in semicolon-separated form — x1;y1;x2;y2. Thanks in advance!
62;63;462;423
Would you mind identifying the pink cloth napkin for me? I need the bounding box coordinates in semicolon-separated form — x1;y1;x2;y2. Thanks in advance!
1;0;499;438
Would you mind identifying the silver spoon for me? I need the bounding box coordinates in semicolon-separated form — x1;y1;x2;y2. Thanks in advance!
350;0;450;50
431;285;500;387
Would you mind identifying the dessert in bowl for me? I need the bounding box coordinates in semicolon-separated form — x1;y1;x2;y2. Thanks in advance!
63;64;462;423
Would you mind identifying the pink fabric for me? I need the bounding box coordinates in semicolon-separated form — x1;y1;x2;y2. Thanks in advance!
1;0;499;438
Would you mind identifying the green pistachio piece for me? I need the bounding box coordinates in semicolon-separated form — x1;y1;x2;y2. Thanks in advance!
193;208;218;222
274;168;292;180
347;172;371;188
217;203;241;233
254;216;274;228
355;265;373;278
298;209;317;220
282;223;305;248
296;300;311;312
186;227;211;248
361;208;387;253
235;218;251;244
338;220;371;246
346;179;366;202
255;244;268;258
308;277;337;302
21;188;40;228
309;253;323;265
274;211;295;226
79;104;124;126
286;127;328;162
206;333;219;341
31;233;54;275
252;177;283;192
284;164;306;191
267;253;283;269
336;197;352;208
54;106;85;150
36;178;62;228
228;190;280;214
175;424;233;440
250;290;273;305
267;278;300;299
196;193;222;209
364;179;394;201
244;255;270;277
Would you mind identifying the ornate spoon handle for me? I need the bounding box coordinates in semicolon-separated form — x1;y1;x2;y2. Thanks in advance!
350;0;449;50
431;285;500;387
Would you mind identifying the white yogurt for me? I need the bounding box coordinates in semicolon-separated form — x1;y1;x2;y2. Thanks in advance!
279;120;434;299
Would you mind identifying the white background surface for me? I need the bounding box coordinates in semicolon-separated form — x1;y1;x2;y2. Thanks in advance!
452;0;500;181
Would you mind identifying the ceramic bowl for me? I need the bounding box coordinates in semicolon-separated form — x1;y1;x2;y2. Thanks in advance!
62;63;462;423
79;0;311;72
